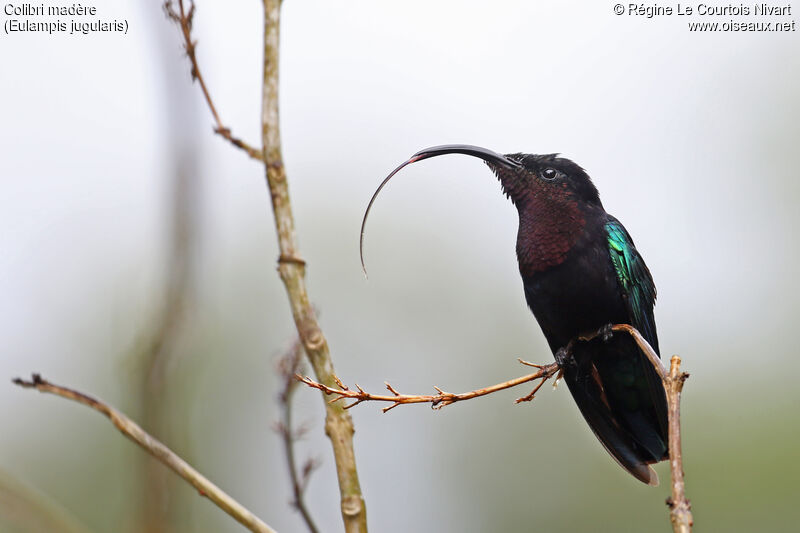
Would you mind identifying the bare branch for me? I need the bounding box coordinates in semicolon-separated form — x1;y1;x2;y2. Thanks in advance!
295;324;662;414
297;360;561;413
664;356;693;533
276;342;320;533
164;0;264;161
297;322;693;532
167;0;369;528
259;0;368;530
578;324;668;379
13;374;277;533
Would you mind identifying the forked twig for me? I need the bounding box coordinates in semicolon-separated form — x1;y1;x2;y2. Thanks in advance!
164;0;264;161
579;324;667;379
298;323;692;532
13;374;277;533
297;360;561;413
578;324;693;531
166;0;369;530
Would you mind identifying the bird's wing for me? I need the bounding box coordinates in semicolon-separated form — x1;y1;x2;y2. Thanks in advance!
605;218;659;354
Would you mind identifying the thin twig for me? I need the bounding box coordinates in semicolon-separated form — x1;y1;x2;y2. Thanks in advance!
579;324;668;379
297;360;561;412
259;0;368;531
297;323;692;532
167;0;368;529
12;374;277;533
276;342;320;533
164;0;264;161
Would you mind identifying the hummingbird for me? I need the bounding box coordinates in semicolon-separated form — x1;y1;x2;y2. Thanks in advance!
360;145;669;485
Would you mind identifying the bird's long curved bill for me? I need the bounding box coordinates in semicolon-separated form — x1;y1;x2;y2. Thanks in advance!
360;144;521;275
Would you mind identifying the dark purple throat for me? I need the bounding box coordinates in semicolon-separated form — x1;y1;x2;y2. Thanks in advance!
514;183;586;275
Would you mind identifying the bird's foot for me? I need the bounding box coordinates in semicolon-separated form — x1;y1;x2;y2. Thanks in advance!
554;345;575;370
599;323;614;343
552;367;564;389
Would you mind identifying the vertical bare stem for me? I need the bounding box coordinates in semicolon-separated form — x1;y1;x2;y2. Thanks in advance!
260;1;368;531
277;342;320;533
666;356;693;532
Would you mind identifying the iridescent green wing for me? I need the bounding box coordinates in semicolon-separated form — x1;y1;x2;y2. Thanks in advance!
605;218;659;354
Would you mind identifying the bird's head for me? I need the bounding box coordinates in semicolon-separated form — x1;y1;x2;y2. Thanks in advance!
360;144;602;273
491;151;601;208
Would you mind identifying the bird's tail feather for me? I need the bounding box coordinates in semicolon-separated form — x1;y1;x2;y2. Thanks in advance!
562;337;669;485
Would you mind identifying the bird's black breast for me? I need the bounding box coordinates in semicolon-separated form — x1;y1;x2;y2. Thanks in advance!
518;213;669;480
520;224;628;352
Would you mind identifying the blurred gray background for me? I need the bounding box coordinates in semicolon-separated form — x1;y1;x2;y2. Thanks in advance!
2;1;799;531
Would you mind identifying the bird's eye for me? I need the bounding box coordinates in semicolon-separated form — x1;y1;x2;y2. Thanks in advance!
541;168;559;181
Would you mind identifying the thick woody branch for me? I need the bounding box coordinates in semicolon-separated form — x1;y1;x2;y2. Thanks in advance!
167;0;368;529
12;374;277;533
259;1;368;531
164;0;264;161
297;360;561;412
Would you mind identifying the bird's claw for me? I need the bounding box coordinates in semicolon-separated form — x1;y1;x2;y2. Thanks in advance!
600;323;614;343
552;368;564;389
554;346;575;369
